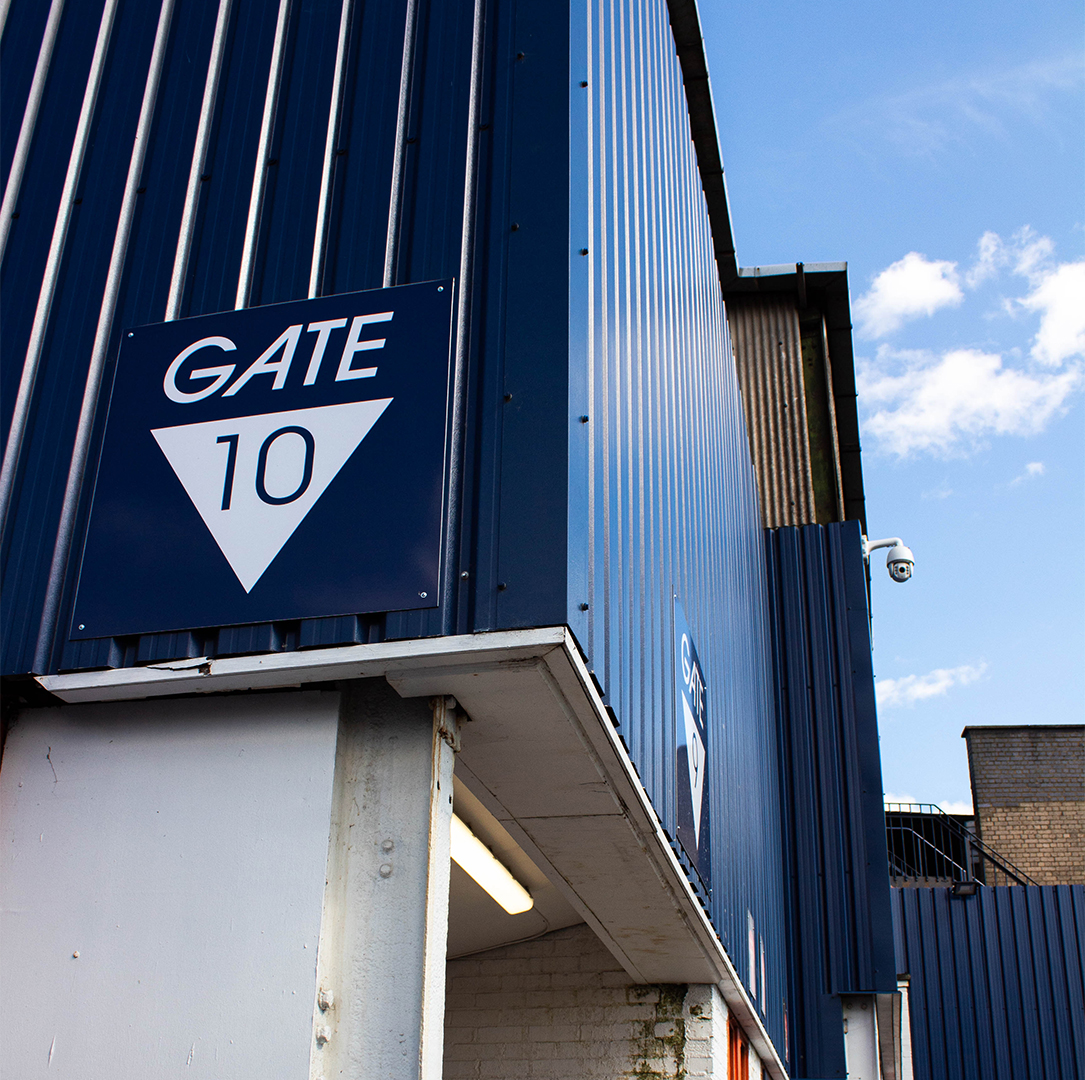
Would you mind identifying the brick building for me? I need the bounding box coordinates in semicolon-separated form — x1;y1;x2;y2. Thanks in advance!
963;724;1085;886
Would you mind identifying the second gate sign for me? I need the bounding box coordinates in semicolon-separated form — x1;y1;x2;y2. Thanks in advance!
71;280;455;640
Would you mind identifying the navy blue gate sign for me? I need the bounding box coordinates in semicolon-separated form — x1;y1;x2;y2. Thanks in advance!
71;280;454;639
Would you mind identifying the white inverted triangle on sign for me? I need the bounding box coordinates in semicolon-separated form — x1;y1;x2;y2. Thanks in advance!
682;695;706;848
152;398;392;593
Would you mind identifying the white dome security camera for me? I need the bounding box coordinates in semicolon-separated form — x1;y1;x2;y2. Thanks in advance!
885;543;914;582
863;536;915;583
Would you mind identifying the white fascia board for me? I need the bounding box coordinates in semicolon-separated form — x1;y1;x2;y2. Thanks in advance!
37;627;569;703
36;626;787;1080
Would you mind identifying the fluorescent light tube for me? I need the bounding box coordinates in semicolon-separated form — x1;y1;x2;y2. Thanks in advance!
450;814;534;915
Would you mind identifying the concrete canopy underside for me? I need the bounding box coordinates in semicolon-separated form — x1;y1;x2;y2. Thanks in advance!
39;627;785;1079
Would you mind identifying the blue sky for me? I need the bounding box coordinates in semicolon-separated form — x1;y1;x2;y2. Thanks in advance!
699;0;1084;810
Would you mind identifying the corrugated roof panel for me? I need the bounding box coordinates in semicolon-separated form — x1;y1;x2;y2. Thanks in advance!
728;297;816;528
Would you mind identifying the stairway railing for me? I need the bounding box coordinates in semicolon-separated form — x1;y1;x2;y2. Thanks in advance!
885;802;1039;887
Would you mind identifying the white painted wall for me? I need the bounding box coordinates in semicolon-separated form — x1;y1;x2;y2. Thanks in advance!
1;690;339;1078
842;995;880;1080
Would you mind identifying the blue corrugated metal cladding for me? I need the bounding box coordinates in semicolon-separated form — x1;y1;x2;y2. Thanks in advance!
0;0;891;1064
765;522;898;1078
570;0;789;1054
893;885;1085;1080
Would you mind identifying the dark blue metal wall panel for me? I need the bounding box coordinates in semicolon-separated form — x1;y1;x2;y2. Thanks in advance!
250;0;343;308
1;0;94;446
765;521;897;1078
894;885;1085;1080
568;0;789;1059
2;0;162;676
182;0;277;317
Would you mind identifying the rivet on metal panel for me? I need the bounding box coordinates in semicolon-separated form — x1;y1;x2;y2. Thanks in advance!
579;415;589;423
579;248;588;255
510;222;519;231
317;986;333;1011
77;624;84;630
497;582;507;591
437;286;444;292
579;80;588;87
503;392;512;402
381;839;394;852
419;591;427;598
315;1025;331;1045
515;52;525;61
379;864;392;878
579;603;589;611
460;570;469;579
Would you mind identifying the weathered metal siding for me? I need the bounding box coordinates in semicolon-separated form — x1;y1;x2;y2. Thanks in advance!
765;521;897;1078
569;0;789;1057
729;297;817;528
893;885;1085;1080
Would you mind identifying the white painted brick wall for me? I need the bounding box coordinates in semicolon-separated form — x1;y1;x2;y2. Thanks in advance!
444;923;756;1080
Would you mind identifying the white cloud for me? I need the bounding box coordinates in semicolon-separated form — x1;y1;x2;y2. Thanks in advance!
939;799;975;816
855;253;963;338
964;230;1009;288
921;483;954;500
952;227;1082;367
857;229;1084;455
1019;260;1085;366
962;227;1058;288
859;346;1081;456
828;54;1084;159
1012;230;1057;282
876;662;987;709
1011;461;1046;486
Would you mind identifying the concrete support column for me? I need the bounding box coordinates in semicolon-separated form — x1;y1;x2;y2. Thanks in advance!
310;680;458;1080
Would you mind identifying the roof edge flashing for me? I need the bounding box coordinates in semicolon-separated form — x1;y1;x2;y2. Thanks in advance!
664;0;738;284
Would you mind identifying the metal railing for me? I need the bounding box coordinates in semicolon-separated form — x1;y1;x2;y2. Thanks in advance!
885;803;1039;888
